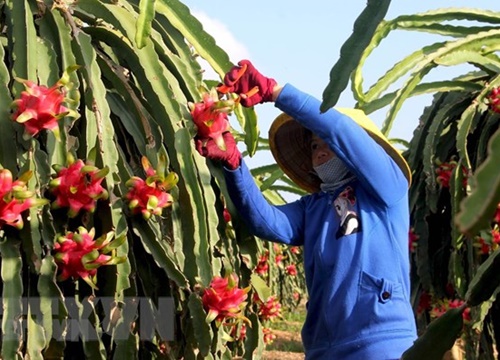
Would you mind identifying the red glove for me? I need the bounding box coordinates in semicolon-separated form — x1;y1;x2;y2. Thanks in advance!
195;132;242;170
218;60;277;107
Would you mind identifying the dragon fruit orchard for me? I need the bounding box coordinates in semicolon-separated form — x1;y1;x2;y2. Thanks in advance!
0;1;305;359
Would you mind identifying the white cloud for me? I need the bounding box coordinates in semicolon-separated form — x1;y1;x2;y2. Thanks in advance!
191;11;250;80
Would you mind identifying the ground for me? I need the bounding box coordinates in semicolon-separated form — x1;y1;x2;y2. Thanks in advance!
261;334;467;360
262;323;304;360
262;349;304;360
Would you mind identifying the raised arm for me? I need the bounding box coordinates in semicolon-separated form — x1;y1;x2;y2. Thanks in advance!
193;126;305;245
224;159;306;246
274;83;408;205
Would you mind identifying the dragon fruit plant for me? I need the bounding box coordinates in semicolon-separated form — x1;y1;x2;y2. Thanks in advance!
0;1;295;359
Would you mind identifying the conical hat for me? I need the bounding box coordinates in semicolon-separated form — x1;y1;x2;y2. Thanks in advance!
268;108;411;193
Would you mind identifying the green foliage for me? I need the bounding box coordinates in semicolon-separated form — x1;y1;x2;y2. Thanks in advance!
402;306;465;360
321;0;391;112
0;0;294;358
456;123;500;235
136;0;156;49
466;248;500;307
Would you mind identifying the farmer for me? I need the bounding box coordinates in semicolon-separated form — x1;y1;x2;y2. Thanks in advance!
195;60;417;360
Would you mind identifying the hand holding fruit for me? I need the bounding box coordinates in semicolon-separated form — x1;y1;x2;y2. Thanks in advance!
217;60;277;107
194;132;241;170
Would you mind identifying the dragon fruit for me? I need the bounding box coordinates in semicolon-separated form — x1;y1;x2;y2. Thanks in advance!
125;156;177;220
53;226;126;289
189;88;236;151
0;169;48;230
11;67;78;139
285;264;298;276
488;87;500;113
254;294;282;322
202;273;250;326
49;157;109;218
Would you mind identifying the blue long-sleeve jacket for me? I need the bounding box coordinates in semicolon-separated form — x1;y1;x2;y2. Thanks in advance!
224;84;417;359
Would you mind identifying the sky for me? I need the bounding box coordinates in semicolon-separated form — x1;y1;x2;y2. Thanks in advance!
180;1;500;178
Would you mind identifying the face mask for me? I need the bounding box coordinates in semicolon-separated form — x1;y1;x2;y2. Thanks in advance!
313;157;355;193
313;157;350;183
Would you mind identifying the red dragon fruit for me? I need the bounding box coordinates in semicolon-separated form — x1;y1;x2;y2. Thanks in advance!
262;327;277;345
254;294;282;322
435;160;468;189
409;228;419;253
285;263;298;276
202;273;250;326
494;203;500;224
254;251;269;275
49;157;109;218
53;226;126;289
125;156;178;220
488;87;500;113
11;67;79;139
189;88;236;151
0;169;48;230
